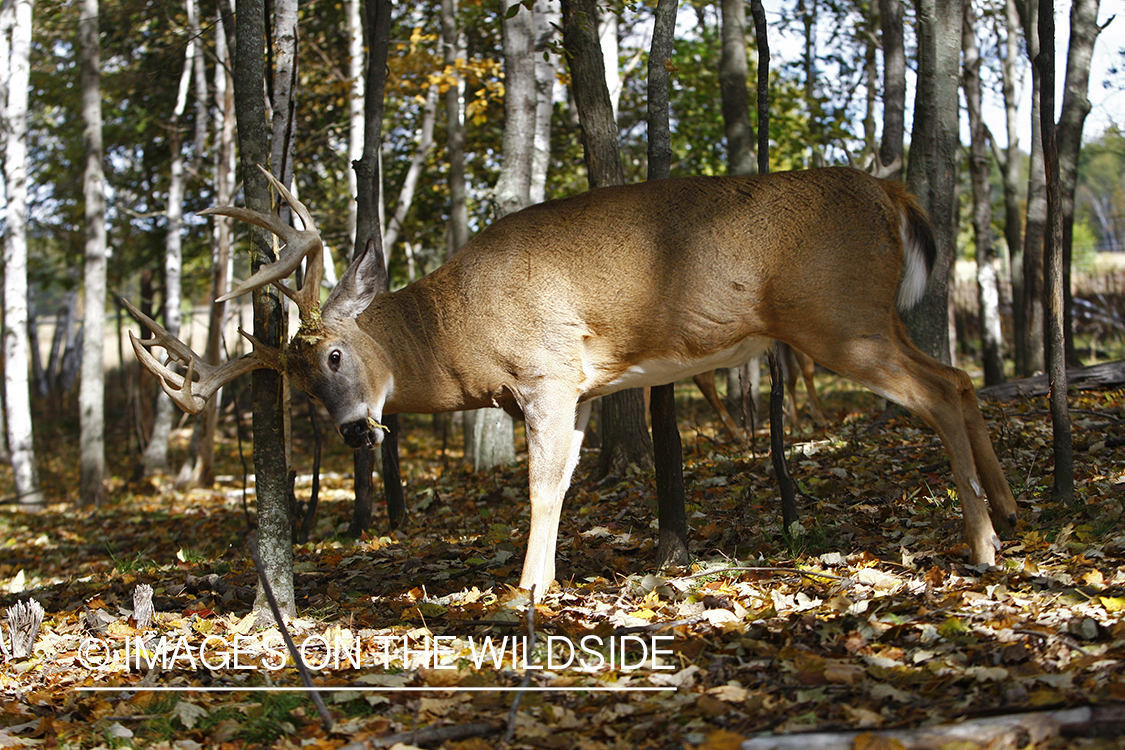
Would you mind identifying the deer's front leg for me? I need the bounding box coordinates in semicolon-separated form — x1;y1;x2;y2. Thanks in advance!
519;397;590;592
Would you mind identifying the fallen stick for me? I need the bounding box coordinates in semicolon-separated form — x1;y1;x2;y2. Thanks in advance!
740;704;1125;750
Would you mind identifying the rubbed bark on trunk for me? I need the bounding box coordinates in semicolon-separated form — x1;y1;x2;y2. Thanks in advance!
562;0;652;477
904;0;962;365
79;0;107;506
962;2;1005;386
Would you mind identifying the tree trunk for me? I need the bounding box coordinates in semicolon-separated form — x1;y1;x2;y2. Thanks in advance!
345;0;364;263
230;0;295;617
561;0;652;477
144;10;196;478
531;0;560;205
862;1;879;159
383;86;439;255
176;7;235;490
719;0;761;423
903;0;962;365
1056;0;1101;367
994;0;1023;358
646;0;688;568
1018;0;1046;376
352;0;400;535
79;0;107;506
2;0;44;510
468;0;540;471
879;0;905;177
442;0;469;258
720;0;756;178
599;4;620;120
1036;0;1073;500
962;1;1005;386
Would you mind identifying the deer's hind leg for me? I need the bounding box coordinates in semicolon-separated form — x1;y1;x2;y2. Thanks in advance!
812;325;1016;566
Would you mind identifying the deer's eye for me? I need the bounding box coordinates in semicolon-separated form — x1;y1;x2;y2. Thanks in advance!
328;350;342;371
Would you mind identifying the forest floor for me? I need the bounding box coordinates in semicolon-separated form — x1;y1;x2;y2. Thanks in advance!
1;369;1124;749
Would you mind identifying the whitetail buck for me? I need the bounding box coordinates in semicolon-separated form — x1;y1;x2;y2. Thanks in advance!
127;166;1017;592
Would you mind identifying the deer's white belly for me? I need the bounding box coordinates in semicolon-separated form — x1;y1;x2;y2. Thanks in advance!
586;336;770;397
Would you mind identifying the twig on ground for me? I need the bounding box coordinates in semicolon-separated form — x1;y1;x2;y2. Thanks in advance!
346;719;505;749
247;535;333;732
503;584;537;744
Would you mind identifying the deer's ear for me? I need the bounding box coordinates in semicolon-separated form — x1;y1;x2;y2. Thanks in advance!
324;239;387;321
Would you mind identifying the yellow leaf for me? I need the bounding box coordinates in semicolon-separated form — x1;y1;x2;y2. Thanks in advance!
1099;596;1125;613
630;607;657;620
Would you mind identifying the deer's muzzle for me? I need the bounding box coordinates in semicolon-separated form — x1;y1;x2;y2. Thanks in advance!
340;419;381;449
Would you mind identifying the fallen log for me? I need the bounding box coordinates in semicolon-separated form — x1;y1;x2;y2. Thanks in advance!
740;704;1125;750
977;360;1125;401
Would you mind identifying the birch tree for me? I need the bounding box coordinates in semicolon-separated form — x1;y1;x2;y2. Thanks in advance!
178;4;234;489
962;1;1005;385
2;0;44;510
993;0;1024;351
441;0;469;258
468;0;540;471
345;0;363;262
79;0;107;506
143;0;200;477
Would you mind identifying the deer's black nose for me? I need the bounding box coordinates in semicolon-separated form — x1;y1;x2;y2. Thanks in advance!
340;420;380;449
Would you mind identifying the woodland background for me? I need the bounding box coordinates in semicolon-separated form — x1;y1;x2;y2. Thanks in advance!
1;0;1125;746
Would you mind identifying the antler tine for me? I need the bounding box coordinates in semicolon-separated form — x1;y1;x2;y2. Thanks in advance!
203;166;323;314
124;297;280;414
121;297;201;368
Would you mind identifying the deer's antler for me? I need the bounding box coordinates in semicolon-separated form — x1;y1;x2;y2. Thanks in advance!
202;165;324;318
122;298;280;414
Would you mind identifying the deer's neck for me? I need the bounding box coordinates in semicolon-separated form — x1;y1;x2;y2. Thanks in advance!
361;270;501;415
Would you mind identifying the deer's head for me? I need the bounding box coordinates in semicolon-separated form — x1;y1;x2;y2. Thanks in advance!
126;167;392;449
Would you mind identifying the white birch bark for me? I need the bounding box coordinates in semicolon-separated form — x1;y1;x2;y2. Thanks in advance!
346;0;364;259
2;0;44;509
531;0;560;204
143;7;196;476
383;85;440;254
79;0;107;505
